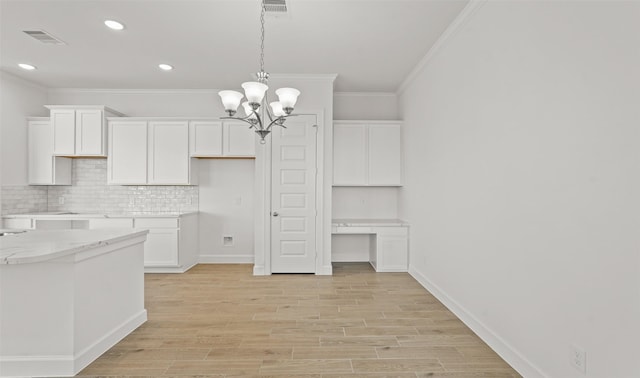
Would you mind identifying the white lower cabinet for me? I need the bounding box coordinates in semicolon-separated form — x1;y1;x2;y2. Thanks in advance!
134;215;198;273
140;228;179;267
3;218;34;230
88;218;134;229
372;229;408;272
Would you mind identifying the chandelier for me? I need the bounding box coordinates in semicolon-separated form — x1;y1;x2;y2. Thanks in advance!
218;0;300;144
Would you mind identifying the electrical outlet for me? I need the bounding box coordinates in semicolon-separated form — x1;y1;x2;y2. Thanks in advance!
223;236;234;247
570;344;586;374
58;196;65;205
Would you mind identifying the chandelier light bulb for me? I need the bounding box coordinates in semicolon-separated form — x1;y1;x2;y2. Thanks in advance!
241;81;268;106
219;90;244;115
242;101;258;119
275;88;300;114
270;102;286;117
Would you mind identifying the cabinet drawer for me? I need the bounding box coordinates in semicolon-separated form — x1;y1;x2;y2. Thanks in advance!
135;217;178;229
3;218;34;230
373;227;408;236
334;226;373;234
89;218;134;229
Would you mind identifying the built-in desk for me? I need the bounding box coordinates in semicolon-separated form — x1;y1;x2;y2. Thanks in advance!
332;219;409;272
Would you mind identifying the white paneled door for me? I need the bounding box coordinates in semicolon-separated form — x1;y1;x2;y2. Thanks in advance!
271;115;318;273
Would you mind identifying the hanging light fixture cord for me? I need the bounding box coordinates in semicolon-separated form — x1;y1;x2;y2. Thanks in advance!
260;0;265;76
217;0;301;144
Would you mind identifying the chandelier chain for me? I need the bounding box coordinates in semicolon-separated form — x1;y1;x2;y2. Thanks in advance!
260;0;265;74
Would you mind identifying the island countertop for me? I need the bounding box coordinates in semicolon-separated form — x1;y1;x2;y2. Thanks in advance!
0;228;148;265
2;211;198;219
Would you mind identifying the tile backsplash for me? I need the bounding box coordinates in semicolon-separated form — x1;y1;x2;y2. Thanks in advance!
1;185;48;215
2;159;198;215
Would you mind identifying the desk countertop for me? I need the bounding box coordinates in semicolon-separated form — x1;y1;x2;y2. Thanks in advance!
332;219;408;227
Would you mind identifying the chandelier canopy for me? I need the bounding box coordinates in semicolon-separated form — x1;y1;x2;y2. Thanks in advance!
218;0;300;144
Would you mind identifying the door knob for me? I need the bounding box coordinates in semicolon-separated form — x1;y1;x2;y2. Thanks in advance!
273;212;279;217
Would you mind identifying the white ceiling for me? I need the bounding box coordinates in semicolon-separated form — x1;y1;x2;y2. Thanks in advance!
0;0;469;93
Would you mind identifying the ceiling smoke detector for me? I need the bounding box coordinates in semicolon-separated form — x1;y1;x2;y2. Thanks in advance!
23;30;66;45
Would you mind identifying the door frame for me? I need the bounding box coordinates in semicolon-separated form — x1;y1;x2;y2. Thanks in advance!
253;109;330;275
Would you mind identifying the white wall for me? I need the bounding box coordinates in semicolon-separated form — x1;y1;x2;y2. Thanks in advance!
0;73;49;225
0;73;49;186
399;1;640;377
198;159;254;262
334;92;398;120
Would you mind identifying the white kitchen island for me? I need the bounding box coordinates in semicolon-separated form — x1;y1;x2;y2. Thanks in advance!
0;229;148;378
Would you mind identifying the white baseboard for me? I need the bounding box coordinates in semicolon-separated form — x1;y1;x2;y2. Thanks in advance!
74;310;147;374
0;310;147;378
253;264;266;275
199;254;254;264
408;267;547;378
318;264;333;275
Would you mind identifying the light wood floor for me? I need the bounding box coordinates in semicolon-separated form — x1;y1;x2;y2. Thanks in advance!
76;263;521;377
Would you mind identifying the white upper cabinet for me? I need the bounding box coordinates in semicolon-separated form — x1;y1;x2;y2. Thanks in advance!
333;121;403;186
333;123;367;185
28;118;71;185
223;122;256;157
368;123;402;185
47;105;124;157
148;121;193;184
189;121;223;156
189;120;255;158
108;121;148;184
108;118;197;185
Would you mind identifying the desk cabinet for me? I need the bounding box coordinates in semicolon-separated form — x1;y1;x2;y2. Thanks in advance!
331;220;408;272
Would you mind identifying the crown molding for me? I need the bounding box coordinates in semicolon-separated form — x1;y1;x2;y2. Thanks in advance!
396;0;487;95
334;91;397;98
0;70;48;92
268;73;338;82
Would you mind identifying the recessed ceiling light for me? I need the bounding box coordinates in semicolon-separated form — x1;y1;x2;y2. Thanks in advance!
104;20;125;30
18;63;36;70
158;64;173;71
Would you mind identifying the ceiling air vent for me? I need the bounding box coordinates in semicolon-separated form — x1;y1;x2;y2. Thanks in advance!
23;30;66;45
263;0;287;13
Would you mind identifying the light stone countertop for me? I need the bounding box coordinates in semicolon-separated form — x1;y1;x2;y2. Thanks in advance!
332;219;409;227
2;211;198;219
0;229;148;265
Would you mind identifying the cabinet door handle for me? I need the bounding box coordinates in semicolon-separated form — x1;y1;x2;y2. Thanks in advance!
272;212;279;217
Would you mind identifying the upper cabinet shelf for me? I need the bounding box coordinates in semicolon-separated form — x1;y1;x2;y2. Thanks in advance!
333;120;403;187
45;105;125;157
